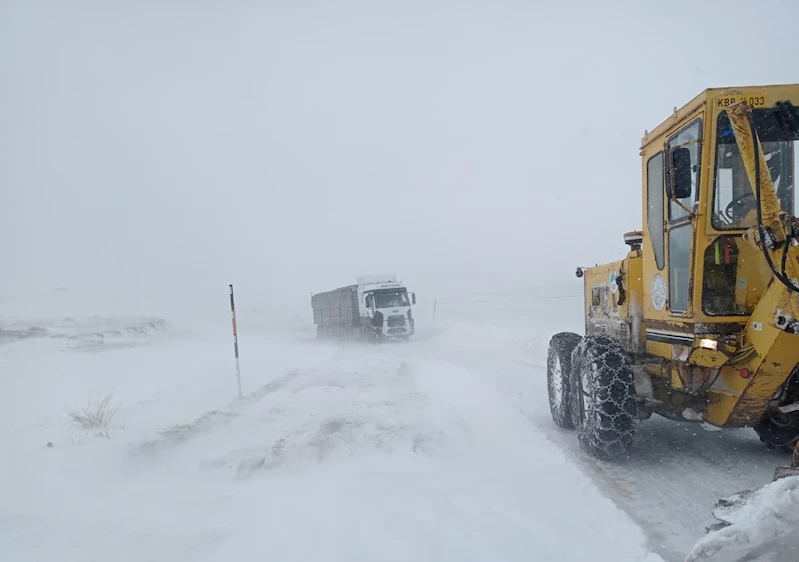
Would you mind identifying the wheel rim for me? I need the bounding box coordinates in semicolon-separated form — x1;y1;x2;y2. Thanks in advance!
551;355;564;411
578;364;590;427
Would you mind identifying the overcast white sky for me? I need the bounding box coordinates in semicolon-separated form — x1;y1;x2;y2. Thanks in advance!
2;0;798;316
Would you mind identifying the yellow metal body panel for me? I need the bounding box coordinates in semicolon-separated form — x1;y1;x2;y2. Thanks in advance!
582;251;644;353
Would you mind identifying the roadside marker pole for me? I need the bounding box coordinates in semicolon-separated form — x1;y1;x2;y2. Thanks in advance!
432;300;437;329
229;284;243;398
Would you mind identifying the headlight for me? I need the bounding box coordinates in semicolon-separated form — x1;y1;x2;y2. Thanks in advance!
699;338;717;350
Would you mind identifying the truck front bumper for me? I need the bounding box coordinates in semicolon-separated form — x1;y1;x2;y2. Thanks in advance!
385;318;414;337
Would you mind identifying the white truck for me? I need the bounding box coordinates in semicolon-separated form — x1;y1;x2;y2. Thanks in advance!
311;275;416;341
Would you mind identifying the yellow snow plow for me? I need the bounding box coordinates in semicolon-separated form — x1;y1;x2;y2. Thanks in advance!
546;85;799;475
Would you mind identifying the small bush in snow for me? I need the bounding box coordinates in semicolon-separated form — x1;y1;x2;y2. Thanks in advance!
67;394;120;434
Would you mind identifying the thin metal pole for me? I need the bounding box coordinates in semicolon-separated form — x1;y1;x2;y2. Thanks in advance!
229;284;242;398
432;300;437;329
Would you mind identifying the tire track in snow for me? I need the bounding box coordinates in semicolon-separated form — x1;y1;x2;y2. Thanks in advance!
230;358;447;480
134;370;302;456
132;356;445;482
402;334;786;562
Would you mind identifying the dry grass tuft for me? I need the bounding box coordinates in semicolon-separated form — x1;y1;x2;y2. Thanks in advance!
68;394;121;434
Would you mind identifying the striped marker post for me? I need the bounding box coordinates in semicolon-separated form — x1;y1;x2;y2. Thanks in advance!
229;284;242;398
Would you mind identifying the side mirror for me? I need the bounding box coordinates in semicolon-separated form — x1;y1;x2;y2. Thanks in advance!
670;147;693;200
365;295;373;309
410;292;416;305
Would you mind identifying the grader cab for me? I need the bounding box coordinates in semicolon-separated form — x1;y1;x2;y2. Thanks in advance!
548;84;799;474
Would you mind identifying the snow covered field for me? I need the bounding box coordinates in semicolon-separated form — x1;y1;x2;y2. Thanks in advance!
1;294;793;562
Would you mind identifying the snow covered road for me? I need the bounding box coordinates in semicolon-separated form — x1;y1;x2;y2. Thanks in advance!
416;325;785;562
4;311;794;562
2;318;664;562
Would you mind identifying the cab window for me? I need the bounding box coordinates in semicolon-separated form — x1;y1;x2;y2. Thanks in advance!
666;120;702;222
646;153;665;270
712;109;797;230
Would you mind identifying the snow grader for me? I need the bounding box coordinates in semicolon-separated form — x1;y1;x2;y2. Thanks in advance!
547;84;799;480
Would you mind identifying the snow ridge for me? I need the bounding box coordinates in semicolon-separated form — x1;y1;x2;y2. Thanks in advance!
686;476;799;562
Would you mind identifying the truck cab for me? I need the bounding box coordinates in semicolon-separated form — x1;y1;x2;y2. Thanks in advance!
358;275;417;338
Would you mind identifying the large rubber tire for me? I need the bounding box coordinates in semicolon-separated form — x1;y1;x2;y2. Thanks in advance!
570;335;637;460
754;369;799;455
547;332;583;429
754;411;799;455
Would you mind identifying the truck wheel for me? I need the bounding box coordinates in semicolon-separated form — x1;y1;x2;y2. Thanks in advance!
570;335;637;460
754;411;799;455
547;332;583;429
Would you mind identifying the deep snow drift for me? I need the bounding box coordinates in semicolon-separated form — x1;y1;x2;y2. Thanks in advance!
686;476;799;562
1;306;662;562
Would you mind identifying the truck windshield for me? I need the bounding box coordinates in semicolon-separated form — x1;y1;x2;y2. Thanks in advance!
374;291;409;308
712;107;798;230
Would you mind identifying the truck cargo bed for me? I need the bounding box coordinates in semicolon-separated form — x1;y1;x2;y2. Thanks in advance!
311;285;360;327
